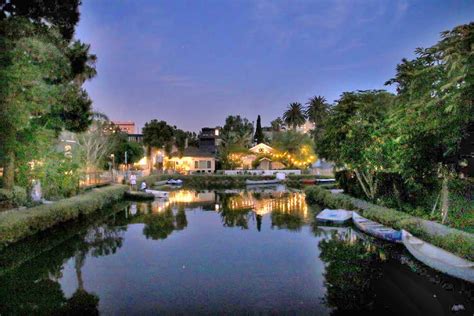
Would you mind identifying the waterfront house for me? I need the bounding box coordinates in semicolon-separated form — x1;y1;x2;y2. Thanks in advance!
167;147;216;174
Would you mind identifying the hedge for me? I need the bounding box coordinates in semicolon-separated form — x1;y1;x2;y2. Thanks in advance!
305;185;474;261
0;200;129;276
0;186;27;209
0;184;128;250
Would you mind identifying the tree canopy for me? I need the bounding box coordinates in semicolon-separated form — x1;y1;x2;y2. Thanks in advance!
283;102;306;130
254;115;264;144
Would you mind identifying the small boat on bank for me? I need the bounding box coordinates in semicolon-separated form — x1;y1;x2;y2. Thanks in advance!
245;179;281;185
317;178;336;183
316;209;352;223
353;212;402;243
145;189;170;199
166;179;183;185
301;178;317;184
401;230;474;283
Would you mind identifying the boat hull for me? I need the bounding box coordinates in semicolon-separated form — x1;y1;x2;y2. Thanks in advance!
402;230;474;283
316;209;352;223
352;212;402;243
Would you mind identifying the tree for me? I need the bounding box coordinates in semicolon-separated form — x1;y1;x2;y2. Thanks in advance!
271;130;317;169
283;102;306;130
316;90;395;201
75;120;119;172
254;115;264;144
270;117;283;132
220;115;254;149
112;133;145;166
384;22;474;222
305;95;329;141
0;17;94;190
0;0;81;40
142;119;175;170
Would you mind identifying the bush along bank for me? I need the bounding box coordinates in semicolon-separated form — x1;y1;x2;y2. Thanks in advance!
0;185;128;250
0;199;130;276
305;185;474;261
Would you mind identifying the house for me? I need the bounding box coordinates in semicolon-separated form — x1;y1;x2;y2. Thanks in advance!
198;127;221;154
238;143;285;170
167;147;216;174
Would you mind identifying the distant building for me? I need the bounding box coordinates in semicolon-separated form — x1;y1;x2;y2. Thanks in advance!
198;127;221;154
128;133;143;143
113;121;136;134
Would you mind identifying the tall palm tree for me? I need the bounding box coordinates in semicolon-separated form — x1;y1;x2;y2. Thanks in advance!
283;102;306;130
305;95;328;125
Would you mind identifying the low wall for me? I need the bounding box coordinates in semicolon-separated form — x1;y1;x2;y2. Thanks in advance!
0;185;128;250
305;185;474;261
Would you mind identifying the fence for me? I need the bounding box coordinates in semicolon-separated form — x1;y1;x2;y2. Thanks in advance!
222;170;302;176
80;171;113;188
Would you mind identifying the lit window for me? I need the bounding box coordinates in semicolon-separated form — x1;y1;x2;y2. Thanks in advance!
215;129;219;136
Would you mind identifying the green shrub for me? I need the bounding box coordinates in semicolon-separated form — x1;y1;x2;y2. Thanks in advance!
0;185;128;250
304;185;474;261
0;186;27;208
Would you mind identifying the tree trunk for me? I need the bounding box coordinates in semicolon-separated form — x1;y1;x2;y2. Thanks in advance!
2;150;15;190
354;169;377;201
440;175;449;224
147;146;153;172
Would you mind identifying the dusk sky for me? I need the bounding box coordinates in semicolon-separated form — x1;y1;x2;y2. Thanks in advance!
76;0;474;133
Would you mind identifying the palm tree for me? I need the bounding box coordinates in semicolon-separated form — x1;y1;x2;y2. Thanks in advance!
283;102;306;130
305;95;328;125
270;117;283;132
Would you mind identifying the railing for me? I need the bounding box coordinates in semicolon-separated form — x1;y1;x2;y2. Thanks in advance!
80;171;113;188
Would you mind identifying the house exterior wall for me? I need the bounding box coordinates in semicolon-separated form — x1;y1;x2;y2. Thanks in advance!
113;121;136;134
168;156;216;174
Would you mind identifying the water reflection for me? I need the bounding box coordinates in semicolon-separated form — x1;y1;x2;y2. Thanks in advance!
0;205;126;315
0;189;472;315
217;190;309;231
318;227;381;313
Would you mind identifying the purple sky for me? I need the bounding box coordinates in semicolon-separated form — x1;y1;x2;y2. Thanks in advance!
75;0;474;133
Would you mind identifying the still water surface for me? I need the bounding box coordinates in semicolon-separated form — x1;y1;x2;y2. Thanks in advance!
0;188;472;315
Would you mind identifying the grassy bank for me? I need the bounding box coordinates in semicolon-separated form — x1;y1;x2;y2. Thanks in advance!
305;185;474;261
0;185;128;250
0;200;129;276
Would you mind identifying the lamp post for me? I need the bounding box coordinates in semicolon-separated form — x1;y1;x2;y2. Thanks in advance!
110;154;115;182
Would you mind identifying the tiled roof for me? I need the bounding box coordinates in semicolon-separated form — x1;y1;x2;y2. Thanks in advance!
171;146;215;158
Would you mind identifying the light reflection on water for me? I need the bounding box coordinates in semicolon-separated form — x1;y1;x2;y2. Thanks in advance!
0;188;472;315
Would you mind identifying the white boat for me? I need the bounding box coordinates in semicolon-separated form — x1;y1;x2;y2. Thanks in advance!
317;178;336;183
353;212;401;243
166;179;183;185
245;179;280;185
401;230;474;283
145;189;170;199
316;209;353;223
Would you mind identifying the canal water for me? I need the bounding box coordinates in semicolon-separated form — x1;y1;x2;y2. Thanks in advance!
0;188;472;315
